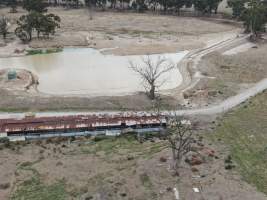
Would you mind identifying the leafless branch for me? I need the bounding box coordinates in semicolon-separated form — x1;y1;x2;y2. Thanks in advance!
166;115;193;172
129;55;175;99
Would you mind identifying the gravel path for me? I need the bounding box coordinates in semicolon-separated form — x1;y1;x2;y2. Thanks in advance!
174;78;267;116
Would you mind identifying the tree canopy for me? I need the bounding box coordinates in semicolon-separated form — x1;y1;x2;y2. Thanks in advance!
15;0;60;42
22;0;48;13
242;0;267;37
0;16;9;39
194;0;222;14
227;0;247;18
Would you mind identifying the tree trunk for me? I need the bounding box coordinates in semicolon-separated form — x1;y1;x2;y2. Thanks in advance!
149;85;155;99
29;31;32;41
88;3;94;20
171;147;177;169
164;5;167;14
171;147;182;172
214;7;218;14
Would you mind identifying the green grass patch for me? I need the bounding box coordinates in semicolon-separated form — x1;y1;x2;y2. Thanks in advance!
209;91;267;194
140;173;153;189
26;49;43;55
80;135;138;155
26;48;63;55
12;159;67;200
79;134;167;158
11;177;66;200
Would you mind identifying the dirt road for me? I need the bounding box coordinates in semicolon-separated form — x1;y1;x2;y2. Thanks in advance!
174;78;267;115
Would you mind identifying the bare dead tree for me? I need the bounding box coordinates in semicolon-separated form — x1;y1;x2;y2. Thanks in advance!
129;55;175;100
153;96;164;116
166;115;193;172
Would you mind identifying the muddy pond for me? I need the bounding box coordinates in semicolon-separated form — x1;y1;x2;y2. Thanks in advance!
0;48;187;96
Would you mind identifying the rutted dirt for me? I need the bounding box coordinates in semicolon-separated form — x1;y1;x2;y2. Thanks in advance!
183;40;267;108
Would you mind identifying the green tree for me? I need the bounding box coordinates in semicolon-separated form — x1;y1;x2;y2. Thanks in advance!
37;13;61;38
227;0;247;18
208;0;222;13
6;0;18;13
118;0;130;10
194;0;222;14
132;0;148;12
108;0;117;9
194;0;208;13
242;0;267;37
22;0;48;13
0;0;7;6
65;0;81;8
0;16;9;39
175;0;193;15
15;11;39;41
159;0;174;13
16;0;60;42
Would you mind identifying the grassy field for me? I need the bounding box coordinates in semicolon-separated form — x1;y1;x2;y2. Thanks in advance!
6;135;170;200
11;160;66;200
78;135;168;158
209;90;267;194
26;48;63;55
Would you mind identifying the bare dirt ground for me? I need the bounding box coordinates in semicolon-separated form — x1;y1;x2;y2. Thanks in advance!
0;88;181;112
0;69;36;91
183;40;267;108
0;126;266;200
0;7;238;56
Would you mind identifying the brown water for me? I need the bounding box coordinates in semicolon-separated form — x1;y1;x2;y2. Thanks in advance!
0;48;187;96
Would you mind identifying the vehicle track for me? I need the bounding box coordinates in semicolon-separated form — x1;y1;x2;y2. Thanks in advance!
175;34;249;93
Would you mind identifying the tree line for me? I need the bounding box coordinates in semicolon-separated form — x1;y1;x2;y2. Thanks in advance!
227;0;267;38
0;0;228;15
84;0;223;15
0;0;266;42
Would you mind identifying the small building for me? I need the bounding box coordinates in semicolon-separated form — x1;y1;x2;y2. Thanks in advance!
7;69;17;80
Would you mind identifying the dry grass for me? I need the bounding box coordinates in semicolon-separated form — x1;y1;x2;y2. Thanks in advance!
0;7;238;54
209;90;267;194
